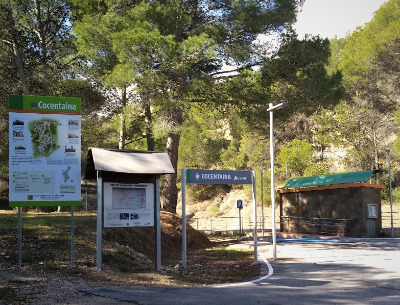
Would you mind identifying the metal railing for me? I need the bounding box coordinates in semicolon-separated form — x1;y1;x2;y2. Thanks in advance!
280;216;352;237
190;212;400;236
190;216;271;234
382;211;400;228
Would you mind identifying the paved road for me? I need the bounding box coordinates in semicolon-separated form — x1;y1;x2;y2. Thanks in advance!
83;238;400;304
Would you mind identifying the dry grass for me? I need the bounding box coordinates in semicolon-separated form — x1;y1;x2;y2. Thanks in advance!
0;210;260;304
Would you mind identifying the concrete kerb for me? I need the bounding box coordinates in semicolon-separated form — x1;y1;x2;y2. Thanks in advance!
213;239;275;287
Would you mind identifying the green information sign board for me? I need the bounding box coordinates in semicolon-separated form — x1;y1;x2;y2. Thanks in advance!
9;95;81;207
186;169;252;185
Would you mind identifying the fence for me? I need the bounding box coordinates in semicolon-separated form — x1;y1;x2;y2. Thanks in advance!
190;212;400;236
280;216;351;237
190;216;271;234
382;211;400;228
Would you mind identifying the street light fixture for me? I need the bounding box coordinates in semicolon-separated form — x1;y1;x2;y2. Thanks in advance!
267;102;288;260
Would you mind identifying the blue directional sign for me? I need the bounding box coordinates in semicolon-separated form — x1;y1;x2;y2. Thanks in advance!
186;169;252;185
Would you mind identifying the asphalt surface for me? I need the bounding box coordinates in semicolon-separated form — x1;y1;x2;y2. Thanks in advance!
82;238;400;304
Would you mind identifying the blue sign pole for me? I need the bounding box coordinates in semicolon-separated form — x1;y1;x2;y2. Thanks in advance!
237;200;243;236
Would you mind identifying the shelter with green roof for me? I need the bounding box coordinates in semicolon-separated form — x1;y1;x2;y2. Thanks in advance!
277;170;385;238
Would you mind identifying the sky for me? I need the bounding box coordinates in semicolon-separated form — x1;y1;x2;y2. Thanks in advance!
294;0;388;39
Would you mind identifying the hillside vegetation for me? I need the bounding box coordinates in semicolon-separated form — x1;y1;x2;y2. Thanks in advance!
1;1;400;211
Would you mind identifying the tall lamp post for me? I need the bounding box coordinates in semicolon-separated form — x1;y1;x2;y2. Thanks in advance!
267;102;288;260
388;150;394;238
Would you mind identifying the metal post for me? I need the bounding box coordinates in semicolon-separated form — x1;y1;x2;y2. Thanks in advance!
71;207;75;266
388;151;394;238
18;207;22;267
239;208;242;236
156;176;161;271
252;171;258;265
181;169;187;268
96;171;103;271
269;104;277;260
261;162;264;237
267;102;287;260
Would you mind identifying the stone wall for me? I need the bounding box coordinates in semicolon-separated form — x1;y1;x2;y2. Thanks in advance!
280;185;382;237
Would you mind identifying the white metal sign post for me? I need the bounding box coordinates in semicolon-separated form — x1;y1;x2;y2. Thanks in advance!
96;171;103;271
181;169;257;268
268;101;288;260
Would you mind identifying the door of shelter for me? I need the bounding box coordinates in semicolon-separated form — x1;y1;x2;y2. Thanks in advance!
181;169;257;268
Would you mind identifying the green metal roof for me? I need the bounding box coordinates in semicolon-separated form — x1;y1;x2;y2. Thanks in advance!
282;170;374;189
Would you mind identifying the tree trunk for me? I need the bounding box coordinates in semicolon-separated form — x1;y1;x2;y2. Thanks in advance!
119;86;127;149
144;95;155;151
4;5;29;93
161;107;183;213
12;40;29;94
34;0;50;95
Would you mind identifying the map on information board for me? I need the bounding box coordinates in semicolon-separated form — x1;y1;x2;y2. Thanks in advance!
104;183;155;228
112;187;146;209
29;119;60;157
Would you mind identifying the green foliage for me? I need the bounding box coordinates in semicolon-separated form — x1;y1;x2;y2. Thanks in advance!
390;187;400;204
303;162;329;177
339;0;400;87
261;34;344;115
327;38;346;74
0;0;367;213
225;70;268;106
276;139;320;178
187;184;231;202
53;78;106;116
178;106;226;169
313;99;393;171
220;140;247;170
313;101;359;148
392;109;400;162
110;103;147;150
239;133;269;168
206;204;220;217
253;165;271;206
323;0;400;174
1;0;77;95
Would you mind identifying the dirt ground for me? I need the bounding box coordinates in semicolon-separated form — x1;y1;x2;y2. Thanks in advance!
0;247;260;305
0;210;260;304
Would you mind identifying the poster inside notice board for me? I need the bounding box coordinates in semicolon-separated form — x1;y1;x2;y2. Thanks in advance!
103;182;155;227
